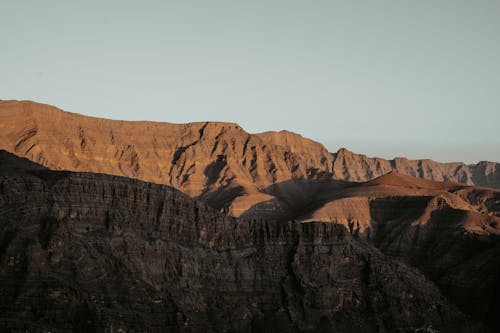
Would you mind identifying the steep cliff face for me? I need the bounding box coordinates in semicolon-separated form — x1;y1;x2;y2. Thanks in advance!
292;173;500;329
1;100;498;219
331;148;500;190
367;194;500;327
331;148;475;184
470;161;500;189
0;151;482;332
0;100;333;217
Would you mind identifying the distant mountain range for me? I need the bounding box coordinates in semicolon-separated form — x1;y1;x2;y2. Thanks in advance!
1;100;499;219
0;100;499;332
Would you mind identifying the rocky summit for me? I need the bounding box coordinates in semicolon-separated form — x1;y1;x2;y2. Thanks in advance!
0;100;499;332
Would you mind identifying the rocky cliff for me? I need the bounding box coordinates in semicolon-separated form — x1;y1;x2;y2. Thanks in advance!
1;100;499;218
331;148;500;188
0;151;483;332
245;172;500;329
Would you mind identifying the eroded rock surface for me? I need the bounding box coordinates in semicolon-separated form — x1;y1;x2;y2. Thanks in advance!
0;151;483;332
1;100;499;218
331;148;500;188
1;100;500;331
294;172;500;330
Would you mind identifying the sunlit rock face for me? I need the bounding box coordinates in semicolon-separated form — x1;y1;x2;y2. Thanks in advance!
1;100;499;219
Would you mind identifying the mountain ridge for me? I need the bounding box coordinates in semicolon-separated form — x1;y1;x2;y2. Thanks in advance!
1;100;499;330
1;100;499;218
1;150;485;332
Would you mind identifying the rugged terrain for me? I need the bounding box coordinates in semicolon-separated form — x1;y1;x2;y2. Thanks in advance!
0;151;484;332
1;100;500;332
1;100;499;218
294;172;500;328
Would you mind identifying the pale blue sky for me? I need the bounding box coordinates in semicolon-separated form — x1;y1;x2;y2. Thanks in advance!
1;1;499;163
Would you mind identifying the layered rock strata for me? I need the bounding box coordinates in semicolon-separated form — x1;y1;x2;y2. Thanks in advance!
0;151;482;332
1;100;499;218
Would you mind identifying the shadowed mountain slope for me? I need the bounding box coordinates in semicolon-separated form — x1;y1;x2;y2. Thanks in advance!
1;100;499;218
291;173;500;329
233;170;500;328
0;151;484;332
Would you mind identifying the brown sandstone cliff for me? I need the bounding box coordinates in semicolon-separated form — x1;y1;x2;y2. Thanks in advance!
1;100;498;218
331;148;500;188
235;171;500;329
0;100;333;217
0;151;482;332
293;173;500;329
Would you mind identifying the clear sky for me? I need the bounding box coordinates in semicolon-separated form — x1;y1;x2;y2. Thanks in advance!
1;1;499;163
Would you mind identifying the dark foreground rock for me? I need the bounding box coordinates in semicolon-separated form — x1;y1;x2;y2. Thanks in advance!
0;152;483;332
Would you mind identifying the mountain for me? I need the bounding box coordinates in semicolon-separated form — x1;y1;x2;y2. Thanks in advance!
1;100;499;219
0;151;483;332
1;100;499;331
331;148;500;189
0;100;333;217
294;172;500;327
238;169;500;328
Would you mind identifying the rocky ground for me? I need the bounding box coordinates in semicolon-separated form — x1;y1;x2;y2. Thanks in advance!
0;151;489;332
1;101;499;332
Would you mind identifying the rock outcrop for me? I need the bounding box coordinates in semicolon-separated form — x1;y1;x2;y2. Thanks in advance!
1;100;499;218
293;172;500;330
1;101;499;331
0;100;334;217
331;148;500;188
0;151;483;332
